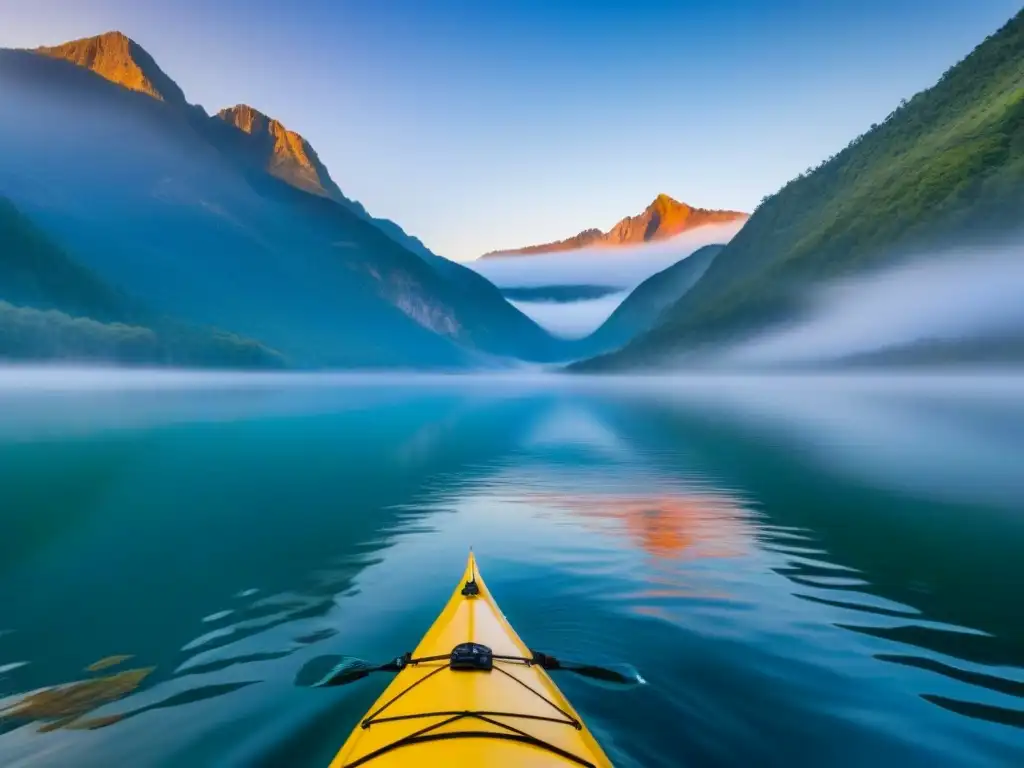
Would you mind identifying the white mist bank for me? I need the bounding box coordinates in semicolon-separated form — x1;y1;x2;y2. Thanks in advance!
715;244;1024;367
469;223;744;289
472;223;743;337
508;292;630;338
1;368;1021;506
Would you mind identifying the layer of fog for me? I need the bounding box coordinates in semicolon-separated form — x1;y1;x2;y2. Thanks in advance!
0;368;552;442
2;365;1020;423
469;222;744;289
610;373;1024;510
471;223;743;337
508;292;629;338
2;368;1021;508
4;366;1021;392
714;243;1024;367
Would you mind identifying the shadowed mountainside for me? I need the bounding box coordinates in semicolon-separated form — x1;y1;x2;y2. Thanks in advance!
0;32;564;367
210;102;470;271
0;196;285;366
583;244;724;354
0;196;134;322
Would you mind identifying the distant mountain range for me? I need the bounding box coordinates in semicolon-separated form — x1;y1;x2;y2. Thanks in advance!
576;9;1024;370
480;194;747;258
0;31;564;367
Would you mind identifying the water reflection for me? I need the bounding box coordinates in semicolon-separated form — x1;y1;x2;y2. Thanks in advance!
0;387;545;764
528;492;753;561
0;375;1022;765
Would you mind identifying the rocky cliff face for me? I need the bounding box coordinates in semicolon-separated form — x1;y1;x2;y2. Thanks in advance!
216;104;344;200
481;194;747;258
35;31;187;106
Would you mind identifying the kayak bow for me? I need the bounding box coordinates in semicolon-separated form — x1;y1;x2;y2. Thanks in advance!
330;552;614;767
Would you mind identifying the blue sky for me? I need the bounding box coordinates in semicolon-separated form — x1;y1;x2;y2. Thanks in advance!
3;0;1020;260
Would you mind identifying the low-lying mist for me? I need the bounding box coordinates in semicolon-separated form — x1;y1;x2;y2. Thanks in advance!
470;223;744;289
471;223;743;337
508;291;630;339
710;242;1024;369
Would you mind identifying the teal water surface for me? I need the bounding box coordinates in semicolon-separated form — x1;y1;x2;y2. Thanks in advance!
0;372;1022;767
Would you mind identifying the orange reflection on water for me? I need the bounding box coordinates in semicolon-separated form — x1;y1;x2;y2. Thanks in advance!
528;491;753;561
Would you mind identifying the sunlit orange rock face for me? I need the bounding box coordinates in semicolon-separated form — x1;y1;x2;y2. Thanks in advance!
216;104;342;201
529;492;751;560
35;31;187;106
32;33;343;206
480;194;748;258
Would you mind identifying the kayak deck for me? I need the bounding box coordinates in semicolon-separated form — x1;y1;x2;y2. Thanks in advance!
330;553;612;767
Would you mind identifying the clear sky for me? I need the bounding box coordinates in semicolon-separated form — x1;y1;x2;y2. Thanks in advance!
2;0;1020;260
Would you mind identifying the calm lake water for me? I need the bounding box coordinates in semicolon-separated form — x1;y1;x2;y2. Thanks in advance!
0;371;1022;767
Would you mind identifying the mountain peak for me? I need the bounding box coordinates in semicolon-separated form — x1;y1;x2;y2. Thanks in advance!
216;104;342;200
648;193;687;216
34;31;187;105
218;104;277;135
90;30;130;45
480;195;748;258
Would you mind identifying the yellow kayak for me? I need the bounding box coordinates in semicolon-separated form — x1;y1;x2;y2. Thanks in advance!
329;553;614;767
